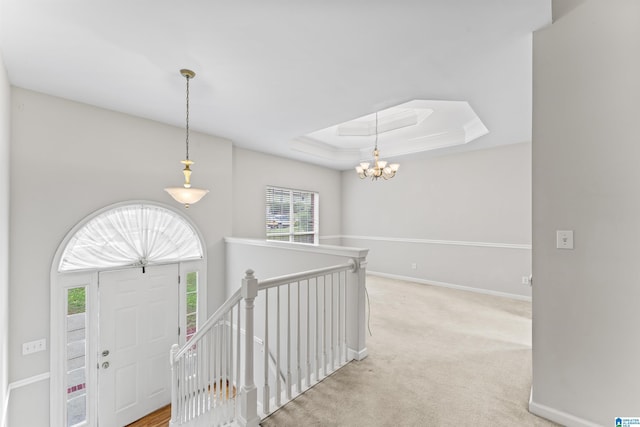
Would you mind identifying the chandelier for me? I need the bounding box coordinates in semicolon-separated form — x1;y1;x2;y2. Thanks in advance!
164;69;209;208
354;112;400;180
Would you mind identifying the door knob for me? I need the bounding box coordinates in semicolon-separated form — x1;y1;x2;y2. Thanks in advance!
102;362;110;369
102;350;109;357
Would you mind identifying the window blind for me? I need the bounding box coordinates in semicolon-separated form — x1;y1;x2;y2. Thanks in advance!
266;186;318;244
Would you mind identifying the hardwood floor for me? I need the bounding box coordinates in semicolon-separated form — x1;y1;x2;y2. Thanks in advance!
126;405;171;427
125;383;236;426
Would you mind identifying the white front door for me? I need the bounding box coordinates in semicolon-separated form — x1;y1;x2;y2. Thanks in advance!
98;264;179;426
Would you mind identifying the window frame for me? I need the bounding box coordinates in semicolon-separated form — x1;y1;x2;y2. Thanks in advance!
266;186;319;244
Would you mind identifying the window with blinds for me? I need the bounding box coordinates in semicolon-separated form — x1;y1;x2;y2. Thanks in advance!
266;186;318;244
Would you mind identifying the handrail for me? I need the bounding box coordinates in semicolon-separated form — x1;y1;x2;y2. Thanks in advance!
257;261;355;291
169;256;367;426
172;288;242;361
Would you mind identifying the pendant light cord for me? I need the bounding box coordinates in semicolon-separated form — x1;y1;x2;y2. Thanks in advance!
374;111;378;150
185;74;190;161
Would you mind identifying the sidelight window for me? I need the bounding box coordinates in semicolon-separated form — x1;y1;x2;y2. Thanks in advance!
66;286;87;427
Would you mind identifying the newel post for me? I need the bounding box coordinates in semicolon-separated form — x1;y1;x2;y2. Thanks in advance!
347;256;369;361
239;269;259;427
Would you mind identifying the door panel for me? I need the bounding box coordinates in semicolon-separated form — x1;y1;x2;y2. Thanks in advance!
98;264;178;426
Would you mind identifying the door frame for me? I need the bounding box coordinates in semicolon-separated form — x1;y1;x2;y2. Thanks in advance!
49;201;207;427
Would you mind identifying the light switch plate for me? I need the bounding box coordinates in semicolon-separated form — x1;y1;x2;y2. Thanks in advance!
556;230;574;249
22;338;46;355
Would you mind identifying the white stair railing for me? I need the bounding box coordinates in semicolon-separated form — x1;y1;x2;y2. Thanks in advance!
169;256;368;427
259;261;356;415
169;289;243;426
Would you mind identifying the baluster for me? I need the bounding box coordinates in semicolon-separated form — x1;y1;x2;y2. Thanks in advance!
187;347;193;420
182;352;186;421
330;273;334;372
216;321;222;407
181;356;186;422
263;289;270;414
217;318;221;416
227;312;232;400
340;271;347;363
177;356;181;422
228;308;235;422
228;312;232;408
208;331;213;414
286;283;292;400
224;317;229;417
315;276;320;382
222;315;227;419
338;272;343;365
170;345;178;424
276;286;281;407
194;336;199;417
202;333;208;416
296;280;302;393
184;347;189;420
186;351;191;421
197;334;203;416
202;332;207;417
235;301;241;417
323;275;328;377
306;278;311;387
213;329;218;415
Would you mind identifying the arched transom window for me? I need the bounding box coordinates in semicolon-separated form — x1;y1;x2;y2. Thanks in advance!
58;203;203;272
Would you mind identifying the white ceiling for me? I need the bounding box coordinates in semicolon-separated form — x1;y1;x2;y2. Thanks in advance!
0;0;551;170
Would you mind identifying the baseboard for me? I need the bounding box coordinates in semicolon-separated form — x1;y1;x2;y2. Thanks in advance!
529;394;601;427
367;271;532;302
348;347;368;361
1;386;8;427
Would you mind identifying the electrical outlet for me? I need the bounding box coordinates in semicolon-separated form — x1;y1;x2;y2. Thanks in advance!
556;230;574;249
411;263;417;270
522;276;530;285
22;338;46;355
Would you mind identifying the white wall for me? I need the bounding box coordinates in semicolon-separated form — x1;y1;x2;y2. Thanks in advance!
342;142;532;298
0;52;10;427
532;1;640;424
232;147;342;244
8;88;233;426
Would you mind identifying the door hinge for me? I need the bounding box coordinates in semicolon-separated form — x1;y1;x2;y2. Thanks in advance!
178;326;181;336
178;275;181;284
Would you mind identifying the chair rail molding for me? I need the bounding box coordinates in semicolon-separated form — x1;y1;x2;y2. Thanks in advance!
342;235;531;250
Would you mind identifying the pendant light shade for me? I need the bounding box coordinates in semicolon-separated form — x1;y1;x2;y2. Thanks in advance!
164;69;209;208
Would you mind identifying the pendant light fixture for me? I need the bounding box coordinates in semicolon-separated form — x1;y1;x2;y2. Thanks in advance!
164;69;209;208
355;112;400;180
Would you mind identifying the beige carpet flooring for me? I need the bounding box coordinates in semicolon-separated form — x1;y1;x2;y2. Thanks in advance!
261;275;559;427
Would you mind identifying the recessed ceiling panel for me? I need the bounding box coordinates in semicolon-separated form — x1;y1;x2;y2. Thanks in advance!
291;99;489;169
